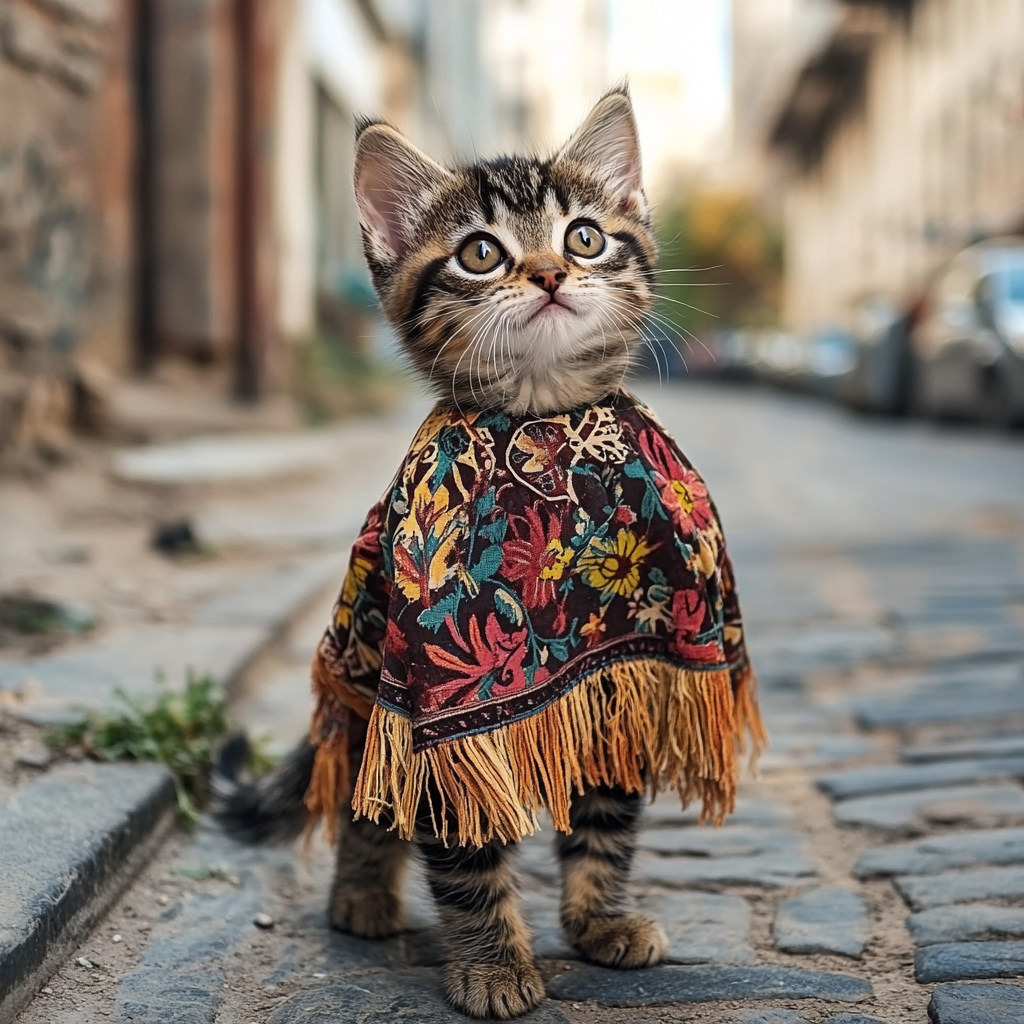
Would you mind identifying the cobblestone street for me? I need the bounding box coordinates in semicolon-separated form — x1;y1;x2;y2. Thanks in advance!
11;382;1024;1024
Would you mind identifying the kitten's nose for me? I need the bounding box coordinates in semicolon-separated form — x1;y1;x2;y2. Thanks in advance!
529;267;567;295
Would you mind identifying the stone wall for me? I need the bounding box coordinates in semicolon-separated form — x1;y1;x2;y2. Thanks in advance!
0;0;133;465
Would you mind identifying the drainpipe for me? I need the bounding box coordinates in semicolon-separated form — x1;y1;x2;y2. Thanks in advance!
234;0;259;401
133;0;158;374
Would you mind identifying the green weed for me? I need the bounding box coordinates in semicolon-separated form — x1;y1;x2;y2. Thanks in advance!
46;673;274;824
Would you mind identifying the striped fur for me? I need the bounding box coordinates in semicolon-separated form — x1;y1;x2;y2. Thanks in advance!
210;734;314;843
556;785;667;968
418;828;543;1019
354;87;658;416
330;813;410;938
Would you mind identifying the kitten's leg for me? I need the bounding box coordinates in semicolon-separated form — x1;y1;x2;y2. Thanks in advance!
418;831;544;1020
329;812;410;938
556;785;667;968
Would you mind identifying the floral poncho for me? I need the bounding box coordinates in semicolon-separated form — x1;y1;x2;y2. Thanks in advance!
307;391;764;846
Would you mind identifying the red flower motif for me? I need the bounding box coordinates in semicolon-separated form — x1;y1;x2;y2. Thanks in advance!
611;506;637;527
425;613;529;706
500;506;568;609
670;588;720;663
639;429;714;536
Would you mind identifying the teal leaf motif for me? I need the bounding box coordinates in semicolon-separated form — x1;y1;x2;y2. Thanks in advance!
476;411;511;432
470;544;504;584
417;592;460;632
478;518;508;543
477;670;497;702
640;484;661;522
494;589;524;625
477;487;496;516
546;637;571;662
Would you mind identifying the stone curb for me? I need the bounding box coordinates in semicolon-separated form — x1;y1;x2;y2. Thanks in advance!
0;762;177;1024
0;559;338;1023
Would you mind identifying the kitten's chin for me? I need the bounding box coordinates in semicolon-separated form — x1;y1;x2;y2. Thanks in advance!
492;310;636;415
527;297;575;323
499;363;628;416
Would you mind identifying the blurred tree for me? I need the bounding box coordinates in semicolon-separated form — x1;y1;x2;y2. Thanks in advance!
651;189;783;347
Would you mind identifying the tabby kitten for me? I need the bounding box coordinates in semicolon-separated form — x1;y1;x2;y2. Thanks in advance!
215;88;667;1019
356;86;657;416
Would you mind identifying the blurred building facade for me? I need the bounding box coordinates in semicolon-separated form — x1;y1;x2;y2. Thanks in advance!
2;0;726;466
738;0;1024;332
0;0;136;459
0;0;419;465
0;0;605;466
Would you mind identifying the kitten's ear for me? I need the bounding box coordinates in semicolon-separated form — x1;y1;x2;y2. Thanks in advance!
557;87;645;216
354;120;452;258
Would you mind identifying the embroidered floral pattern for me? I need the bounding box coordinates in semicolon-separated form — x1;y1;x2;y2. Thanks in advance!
577;529;653;599
325;392;750;751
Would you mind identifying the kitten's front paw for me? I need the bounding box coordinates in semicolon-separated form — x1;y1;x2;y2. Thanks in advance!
329;889;404;939
571;914;667;969
443;961;545;1020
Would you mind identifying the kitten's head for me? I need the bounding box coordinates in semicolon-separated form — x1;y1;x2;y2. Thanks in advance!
353;87;657;415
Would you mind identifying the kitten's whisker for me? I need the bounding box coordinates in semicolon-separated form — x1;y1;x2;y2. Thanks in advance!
481;301;509;393
649;291;720;318
646;266;725;274
597;295;691;376
460;319;489;404
480;306;505;394
603;287;711;361
461;306;502;404
480;308;506;396
641;306;715;361
615;331;633;393
428;303;497;386
395;296;480;332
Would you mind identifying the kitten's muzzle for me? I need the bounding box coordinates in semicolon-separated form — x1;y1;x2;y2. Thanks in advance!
529;267;567;295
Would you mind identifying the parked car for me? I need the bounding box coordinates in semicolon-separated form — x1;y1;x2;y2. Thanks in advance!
912;238;1024;426
706;330;760;381
752;330;806;388
839;296;914;415
803;327;857;398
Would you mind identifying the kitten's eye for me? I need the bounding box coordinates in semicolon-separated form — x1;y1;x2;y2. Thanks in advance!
457;234;506;274
565;222;606;259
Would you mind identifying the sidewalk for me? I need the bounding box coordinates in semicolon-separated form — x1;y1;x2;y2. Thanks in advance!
0;391;432;1023
5;382;1024;1024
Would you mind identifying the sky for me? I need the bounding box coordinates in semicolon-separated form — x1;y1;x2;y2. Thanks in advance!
607;0;732;185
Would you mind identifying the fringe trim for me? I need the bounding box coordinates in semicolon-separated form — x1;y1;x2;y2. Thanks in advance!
305;646;372;844
345;659;765;847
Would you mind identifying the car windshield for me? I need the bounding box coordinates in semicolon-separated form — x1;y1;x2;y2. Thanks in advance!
997;266;1024;305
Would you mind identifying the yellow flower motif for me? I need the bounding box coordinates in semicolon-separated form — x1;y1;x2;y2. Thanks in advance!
335;554;374;629
539;539;574;581
578;529;652;599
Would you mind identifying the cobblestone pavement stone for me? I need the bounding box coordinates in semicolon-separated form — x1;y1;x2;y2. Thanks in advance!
772;888;871;958
11;383;1024;1023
